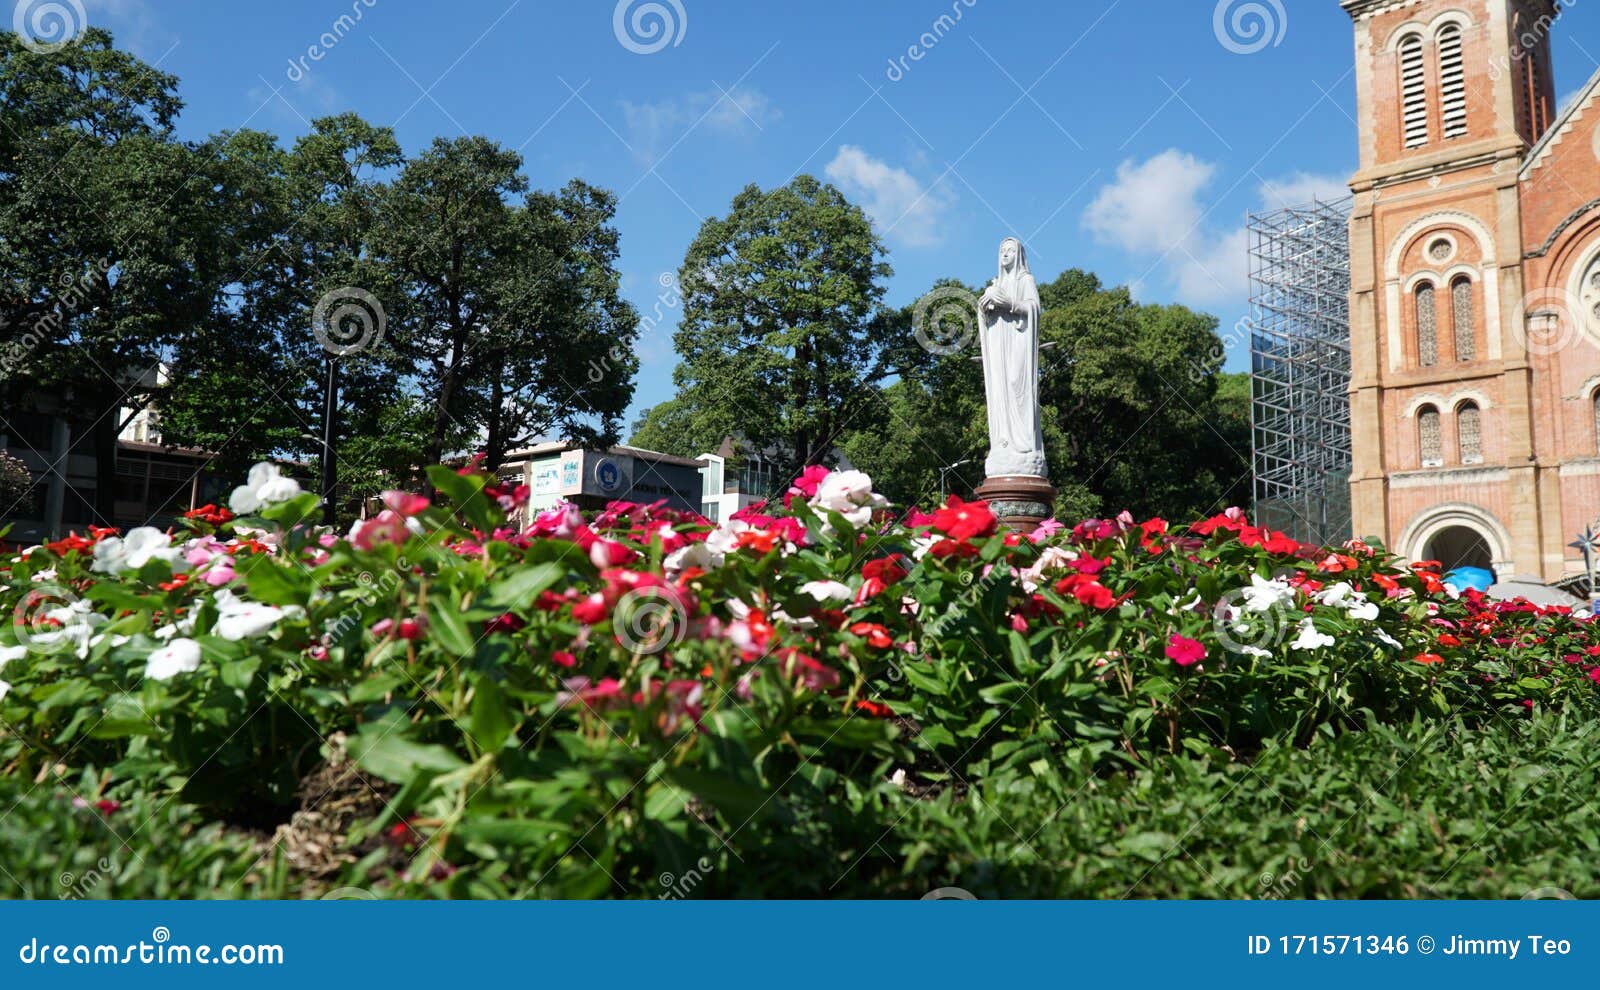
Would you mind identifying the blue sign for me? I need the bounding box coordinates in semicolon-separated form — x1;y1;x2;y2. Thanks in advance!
593;457;623;493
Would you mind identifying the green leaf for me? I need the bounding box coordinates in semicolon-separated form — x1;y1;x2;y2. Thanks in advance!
487;562;565;607
469;678;516;752
349;727;467;784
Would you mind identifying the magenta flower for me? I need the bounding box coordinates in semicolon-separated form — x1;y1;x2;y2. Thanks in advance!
1166;635;1206;667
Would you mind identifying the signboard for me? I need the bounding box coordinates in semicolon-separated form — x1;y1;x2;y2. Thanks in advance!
593;456;624;494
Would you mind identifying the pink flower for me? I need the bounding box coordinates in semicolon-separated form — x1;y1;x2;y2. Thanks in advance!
1166;635;1206;667
381;490;431;517
1027;519;1064;542
785;465;831;506
350;510;409;551
201;556;237;586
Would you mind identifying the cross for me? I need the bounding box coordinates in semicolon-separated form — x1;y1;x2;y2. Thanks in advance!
1569;525;1600;604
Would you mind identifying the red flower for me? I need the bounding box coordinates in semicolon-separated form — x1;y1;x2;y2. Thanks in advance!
183;503;234;526
1165;635;1206;667
1070;580;1116;610
1436;633;1462;647
1587;667;1600;685
772;648;840;691
484;613;526;634
850;622;893;649
570;592;608;625
1414;652;1445;665
862;555;908;584
930;495;998;541
855;699;894;718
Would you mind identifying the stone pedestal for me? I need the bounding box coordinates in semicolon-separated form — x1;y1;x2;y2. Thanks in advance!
974;475;1056;531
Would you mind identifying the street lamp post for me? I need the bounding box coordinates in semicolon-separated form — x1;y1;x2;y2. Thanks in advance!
1568;525;1600;609
320;354;339;526
939;458;973;502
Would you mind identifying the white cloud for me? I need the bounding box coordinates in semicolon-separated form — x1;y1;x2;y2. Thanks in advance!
83;0;169;56
620;87;777;163
824;145;953;249
1258;171;1350;210
1083;149;1346;305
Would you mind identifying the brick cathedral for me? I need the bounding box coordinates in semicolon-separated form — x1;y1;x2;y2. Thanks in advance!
1343;0;1600;584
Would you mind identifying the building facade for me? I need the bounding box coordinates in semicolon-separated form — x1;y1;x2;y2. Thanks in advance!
1344;0;1600;583
502;442;706;515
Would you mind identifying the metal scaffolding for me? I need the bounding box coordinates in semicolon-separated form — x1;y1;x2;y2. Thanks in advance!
1248;198;1353;547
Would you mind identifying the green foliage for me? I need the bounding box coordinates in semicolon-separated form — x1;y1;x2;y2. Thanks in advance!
2;464;1598;898
666;175;894;471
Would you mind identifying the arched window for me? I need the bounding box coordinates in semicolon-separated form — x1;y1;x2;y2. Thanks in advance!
1437;24;1467;138
1451;276;1475;362
1400;33;1429;148
1419;405;1443;466
1415;282;1438;366
1457;401;1482;463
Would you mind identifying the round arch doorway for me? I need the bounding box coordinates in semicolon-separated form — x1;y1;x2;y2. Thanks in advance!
1422;525;1495;574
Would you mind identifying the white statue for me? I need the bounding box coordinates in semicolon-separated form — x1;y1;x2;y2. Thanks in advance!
977;237;1046;479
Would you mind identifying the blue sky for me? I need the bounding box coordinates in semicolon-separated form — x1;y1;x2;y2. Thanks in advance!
72;0;1600;424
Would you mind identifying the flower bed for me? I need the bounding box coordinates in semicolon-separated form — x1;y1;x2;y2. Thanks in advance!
1;462;1596;896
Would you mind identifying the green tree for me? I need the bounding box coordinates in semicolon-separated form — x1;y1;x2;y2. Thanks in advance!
843;269;1250;522
669;176;894;472
0;29;217;520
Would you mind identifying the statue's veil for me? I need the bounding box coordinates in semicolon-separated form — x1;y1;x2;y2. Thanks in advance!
996;237;1031;300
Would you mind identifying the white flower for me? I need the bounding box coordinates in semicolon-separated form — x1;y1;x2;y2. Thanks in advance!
91;527;189;576
810;470;888;528
0;643;25;668
0;680;9;702
1240;573;1295;613
228;462;304;515
1375;628;1402;650
1313;581;1379;622
144;638;202;681
1289;618;1335;651
28;602;107;659
31;568;56;583
799;580;852;603
212;589;285;641
665;540;724;576
1346;599;1379;621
